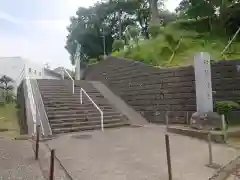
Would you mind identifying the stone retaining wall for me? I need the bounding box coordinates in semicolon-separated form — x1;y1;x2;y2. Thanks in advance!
85;56;240;124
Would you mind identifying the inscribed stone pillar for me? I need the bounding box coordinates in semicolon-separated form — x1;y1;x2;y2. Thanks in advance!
75;56;80;80
75;43;81;80
194;52;213;113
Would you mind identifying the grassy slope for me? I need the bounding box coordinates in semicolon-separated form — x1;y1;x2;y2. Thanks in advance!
112;24;240;67
0;103;20;138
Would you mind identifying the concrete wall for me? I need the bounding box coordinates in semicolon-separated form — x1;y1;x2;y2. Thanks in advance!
85;56;240;124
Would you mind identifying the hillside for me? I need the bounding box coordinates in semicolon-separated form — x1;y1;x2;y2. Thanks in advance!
112;22;240;67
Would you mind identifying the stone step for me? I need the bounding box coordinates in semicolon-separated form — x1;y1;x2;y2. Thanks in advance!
42;96;105;101
48;112;121;119
39;86;70;91
37;79;130;134
41;93;101;98
37;83;66;86
44;104;113;111
43;101;111;107
38;83;67;86
46;108;116;115
42;92;103;96
45;105;114;111
52;122;130;134
40;89;99;93
49;114;124;123
51;119;125;128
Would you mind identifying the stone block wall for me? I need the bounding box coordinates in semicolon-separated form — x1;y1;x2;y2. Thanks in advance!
85;56;240;124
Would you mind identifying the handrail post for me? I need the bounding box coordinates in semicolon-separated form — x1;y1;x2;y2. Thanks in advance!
62;67;74;94
101;112;104;132
80;88;104;131
72;81;74;94
80;88;83;104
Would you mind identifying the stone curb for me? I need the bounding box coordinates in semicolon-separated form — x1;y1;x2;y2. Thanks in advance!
209;156;240;180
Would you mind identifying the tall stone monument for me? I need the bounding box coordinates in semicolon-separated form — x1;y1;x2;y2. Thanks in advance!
194;52;213;112
75;43;81;80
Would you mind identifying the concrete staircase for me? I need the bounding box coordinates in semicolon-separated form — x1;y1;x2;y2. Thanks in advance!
37;79;130;134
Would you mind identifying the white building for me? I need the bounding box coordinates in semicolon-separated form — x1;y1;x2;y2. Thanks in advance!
0;57;61;93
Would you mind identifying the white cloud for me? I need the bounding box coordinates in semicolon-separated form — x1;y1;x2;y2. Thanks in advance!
0;11;22;23
0;10;71;69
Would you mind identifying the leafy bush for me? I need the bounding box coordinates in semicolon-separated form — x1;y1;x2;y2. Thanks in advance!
128;26;139;39
169;18;211;33
111;21;240;67
112;39;125;52
148;25;161;38
215;101;240;115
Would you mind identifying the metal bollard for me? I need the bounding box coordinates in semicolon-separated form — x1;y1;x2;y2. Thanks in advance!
206;132;221;169
186;112;189;125
165;134;172;180
165;111;169;133
221;115;227;143
35;125;40;160
49;149;55;180
207;132;213;165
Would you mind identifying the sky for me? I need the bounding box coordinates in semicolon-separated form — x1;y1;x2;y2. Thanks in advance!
0;0;181;69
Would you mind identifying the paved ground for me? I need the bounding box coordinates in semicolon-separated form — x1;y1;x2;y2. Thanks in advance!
0;139;44;180
36;141;71;180
47;125;239;180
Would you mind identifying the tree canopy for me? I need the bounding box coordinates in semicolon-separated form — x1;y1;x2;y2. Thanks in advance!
65;0;170;65
65;0;240;66
175;0;240;33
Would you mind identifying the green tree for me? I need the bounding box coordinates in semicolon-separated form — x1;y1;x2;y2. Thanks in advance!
136;0;151;38
65;0;137;64
0;75;14;103
160;34;184;64
149;0;164;25
148;24;161;38
128;25;141;48
175;0;240;33
112;39;125;51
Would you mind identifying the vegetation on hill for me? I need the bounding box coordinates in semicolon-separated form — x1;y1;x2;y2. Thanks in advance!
113;21;240;67
65;0;240;67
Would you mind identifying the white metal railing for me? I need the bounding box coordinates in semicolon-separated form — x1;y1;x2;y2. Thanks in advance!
19;66;45;136
62;67;74;94
80;88;104;131
32;79;52;136
15;67;25;85
25;76;44;136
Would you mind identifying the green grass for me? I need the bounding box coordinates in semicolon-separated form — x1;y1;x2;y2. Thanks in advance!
0;103;20;138
112;24;240;67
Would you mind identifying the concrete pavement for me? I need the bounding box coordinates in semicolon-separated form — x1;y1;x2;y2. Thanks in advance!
0;139;44;180
47;125;239;180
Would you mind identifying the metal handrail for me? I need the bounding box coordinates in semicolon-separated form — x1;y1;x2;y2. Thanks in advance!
23;66;45;136
62;67;74;94
25;77;37;135
15;67;25;84
80;88;104;131
26;76;45;135
34;79;52;136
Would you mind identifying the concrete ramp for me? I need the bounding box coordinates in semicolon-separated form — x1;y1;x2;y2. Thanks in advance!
91;81;148;126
